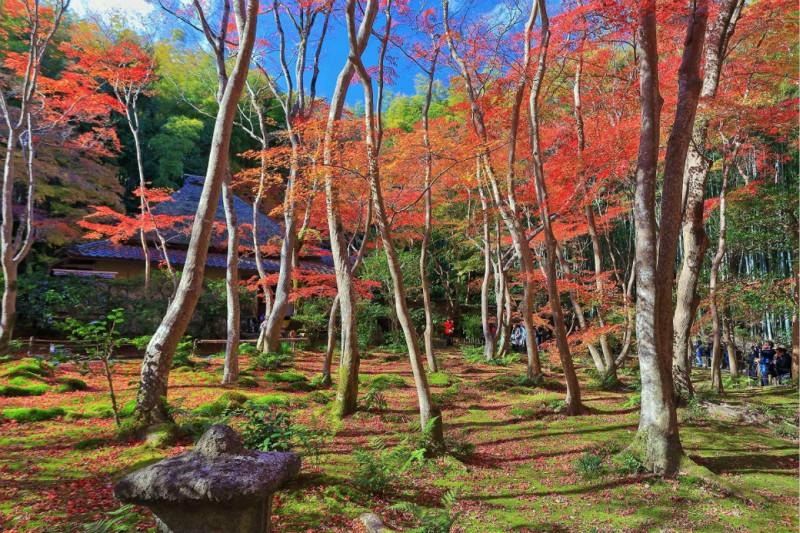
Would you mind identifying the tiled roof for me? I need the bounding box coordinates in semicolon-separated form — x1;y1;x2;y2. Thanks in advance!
152;174;283;248
69;240;333;274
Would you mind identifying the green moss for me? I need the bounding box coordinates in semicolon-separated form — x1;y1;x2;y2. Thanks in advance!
427;372;451;387
246;393;291;408
264;370;307;383
2;407;65;423
145;423;180;449
366;374;406;390
55;377;88;393
2;358;52;379
0;380;49;397
193;391;250;416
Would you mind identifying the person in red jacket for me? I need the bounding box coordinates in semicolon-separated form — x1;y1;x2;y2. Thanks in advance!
443;318;455;346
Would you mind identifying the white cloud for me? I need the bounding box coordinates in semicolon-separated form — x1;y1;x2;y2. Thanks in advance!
71;0;155;22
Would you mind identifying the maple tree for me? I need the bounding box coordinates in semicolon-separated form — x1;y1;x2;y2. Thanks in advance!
0;0;120;348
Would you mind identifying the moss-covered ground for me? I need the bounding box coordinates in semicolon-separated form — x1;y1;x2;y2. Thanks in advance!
0;349;796;532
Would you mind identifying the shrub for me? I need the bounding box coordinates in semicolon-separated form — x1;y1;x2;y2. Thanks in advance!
587;368;622;391
308;390;333;405
251;351;292;371
56;377;88;392
362;387;388;412
510;406;537;419
118;400;136;418
548;399;567;412
82;504;140;533
575;452;607;480
236;375;258;388
775;422;798;439
432;383;462;408
683;396;706;421
391;489;461;533
2;407;65;423
622;392;641;409
239;343;258;356
460;345;484;364
239;406;325;458
352;447;396;495
613;451;644;475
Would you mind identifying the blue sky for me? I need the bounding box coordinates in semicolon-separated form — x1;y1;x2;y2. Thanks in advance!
73;0;536;105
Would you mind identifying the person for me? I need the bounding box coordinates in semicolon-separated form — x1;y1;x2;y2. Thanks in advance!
511;323;527;353
720;342;729;370
758;341;776;386
775;347;792;384
443;318;455;347
694;339;704;368
747;345;759;385
703;341;712;369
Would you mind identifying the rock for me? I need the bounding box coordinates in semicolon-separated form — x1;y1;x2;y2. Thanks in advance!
701;401;764;424
115;424;300;533
360;512;394;532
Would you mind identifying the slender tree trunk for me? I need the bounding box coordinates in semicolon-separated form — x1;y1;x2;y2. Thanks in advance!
133;0;258;426
222;175;241;385
527;0;581;413
443;0;542;379
572;41;616;380
322;200;371;385
253;145;273;352
710;147;734;393
478;181;496;360
0;131;19;349
262;148;300;353
672;0;742;396
322;0;376;418
419;50;439;371
351;1;443;443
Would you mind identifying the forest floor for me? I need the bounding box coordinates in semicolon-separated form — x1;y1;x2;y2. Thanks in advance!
0;347;797;532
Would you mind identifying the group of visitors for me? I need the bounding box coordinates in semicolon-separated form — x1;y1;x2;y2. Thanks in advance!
693;339;732;370
694;337;792;386
747;341;792;386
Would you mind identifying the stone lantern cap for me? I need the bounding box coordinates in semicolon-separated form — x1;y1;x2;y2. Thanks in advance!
114;425;301;506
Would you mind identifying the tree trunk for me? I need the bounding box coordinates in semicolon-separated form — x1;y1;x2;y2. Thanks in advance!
710;144;736;392
527;0;581;414
133;0;259;427
478;180;496;360
262;149;300;353
630;0;684;475
443;0;542;379
351;2;443;443
322;0;376;418
252;145;273;352
222;176;241;385
672;0;742;397
419;50;439;371
0;131;19;349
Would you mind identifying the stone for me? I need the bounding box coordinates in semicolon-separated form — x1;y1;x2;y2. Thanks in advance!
114;424;300;533
359;512;394;532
